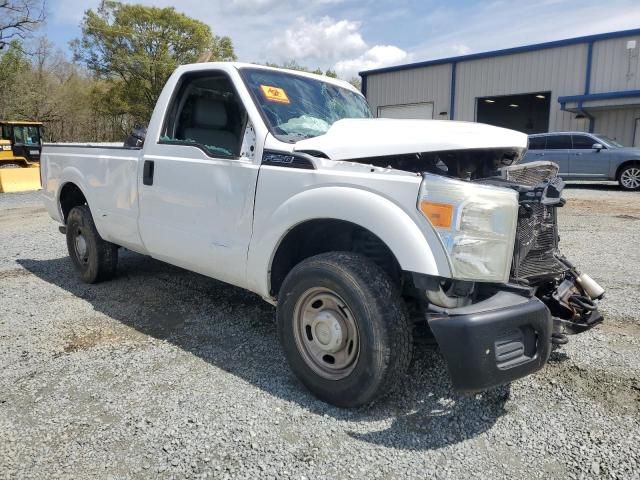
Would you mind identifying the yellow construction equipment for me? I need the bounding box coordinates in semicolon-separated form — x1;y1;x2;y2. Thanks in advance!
0;120;43;192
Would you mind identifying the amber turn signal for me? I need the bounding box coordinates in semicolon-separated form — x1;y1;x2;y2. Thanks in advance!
419;201;453;228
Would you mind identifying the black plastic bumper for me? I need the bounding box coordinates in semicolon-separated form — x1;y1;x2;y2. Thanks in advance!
428;291;552;392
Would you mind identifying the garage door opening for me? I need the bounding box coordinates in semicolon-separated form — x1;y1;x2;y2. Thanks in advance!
378;102;434;119
477;92;550;134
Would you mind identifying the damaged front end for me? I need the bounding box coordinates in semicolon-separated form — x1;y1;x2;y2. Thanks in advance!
483;161;605;344
415;160;605;392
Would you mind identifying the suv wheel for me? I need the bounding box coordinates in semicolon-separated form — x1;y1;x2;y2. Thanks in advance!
619;164;640;191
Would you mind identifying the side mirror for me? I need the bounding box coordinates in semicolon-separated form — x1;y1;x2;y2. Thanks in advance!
124;125;147;148
592;143;603;151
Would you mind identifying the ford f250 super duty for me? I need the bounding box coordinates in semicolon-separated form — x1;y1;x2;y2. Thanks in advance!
41;63;605;407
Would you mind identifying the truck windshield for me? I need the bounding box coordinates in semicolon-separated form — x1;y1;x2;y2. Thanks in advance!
12;125;41;145
240;67;372;142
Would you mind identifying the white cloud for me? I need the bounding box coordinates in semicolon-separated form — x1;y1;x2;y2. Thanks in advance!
266;15;408;78
267;16;367;66
334;45;409;79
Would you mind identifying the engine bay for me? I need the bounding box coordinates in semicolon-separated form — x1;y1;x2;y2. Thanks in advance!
340;147;525;180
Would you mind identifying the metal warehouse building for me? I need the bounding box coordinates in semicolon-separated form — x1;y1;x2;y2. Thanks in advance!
360;28;640;147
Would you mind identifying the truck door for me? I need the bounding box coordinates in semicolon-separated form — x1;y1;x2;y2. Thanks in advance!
137;70;262;288
568;134;610;179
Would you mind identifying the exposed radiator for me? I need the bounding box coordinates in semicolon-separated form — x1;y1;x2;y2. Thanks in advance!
505;161;568;282
512;203;567;281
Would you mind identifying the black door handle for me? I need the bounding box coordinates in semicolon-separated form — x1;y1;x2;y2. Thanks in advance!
143;160;154;186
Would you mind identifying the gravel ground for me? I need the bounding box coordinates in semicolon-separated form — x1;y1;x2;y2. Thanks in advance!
1;184;639;480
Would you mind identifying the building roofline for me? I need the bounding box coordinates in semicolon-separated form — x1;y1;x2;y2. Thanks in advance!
558;89;640;104
359;27;640;77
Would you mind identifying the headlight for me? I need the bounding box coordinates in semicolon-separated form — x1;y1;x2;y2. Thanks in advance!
418;175;519;283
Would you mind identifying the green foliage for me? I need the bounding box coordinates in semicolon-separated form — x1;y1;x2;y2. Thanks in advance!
0;37;138;142
266;60;338;78
0;41;32;118
73;1;236;122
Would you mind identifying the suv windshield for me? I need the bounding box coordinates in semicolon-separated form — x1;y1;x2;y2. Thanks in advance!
597;135;624;148
240;67;372;142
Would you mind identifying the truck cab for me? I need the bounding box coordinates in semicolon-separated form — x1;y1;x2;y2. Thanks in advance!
40;63;605;407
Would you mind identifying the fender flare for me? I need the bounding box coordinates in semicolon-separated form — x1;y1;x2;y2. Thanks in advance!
246;186;451;298
56;168;108;239
57;167;91;216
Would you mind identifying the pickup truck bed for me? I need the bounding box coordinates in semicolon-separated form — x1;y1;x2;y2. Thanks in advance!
42;144;144;252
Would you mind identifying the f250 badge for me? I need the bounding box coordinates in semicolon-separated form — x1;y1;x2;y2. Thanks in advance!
263;153;294;164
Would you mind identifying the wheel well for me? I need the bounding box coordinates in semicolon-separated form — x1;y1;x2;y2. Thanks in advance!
616;160;640;180
59;183;88;222
270;219;402;297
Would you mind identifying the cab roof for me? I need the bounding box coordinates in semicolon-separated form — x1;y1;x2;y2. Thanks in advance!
174;62;361;95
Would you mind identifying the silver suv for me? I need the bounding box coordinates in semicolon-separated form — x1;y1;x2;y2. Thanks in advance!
522;132;640;191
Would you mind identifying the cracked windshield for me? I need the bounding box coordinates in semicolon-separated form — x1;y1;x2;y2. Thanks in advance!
241;68;372;142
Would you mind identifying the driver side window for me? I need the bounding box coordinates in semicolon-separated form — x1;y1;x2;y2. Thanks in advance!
161;72;247;158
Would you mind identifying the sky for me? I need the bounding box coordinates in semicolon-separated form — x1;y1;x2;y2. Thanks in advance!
42;0;640;79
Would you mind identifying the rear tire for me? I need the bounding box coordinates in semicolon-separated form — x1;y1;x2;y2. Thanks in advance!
66;205;118;283
277;252;412;407
619;164;640;191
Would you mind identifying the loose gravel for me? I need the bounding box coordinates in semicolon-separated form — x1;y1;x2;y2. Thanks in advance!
1;184;639;480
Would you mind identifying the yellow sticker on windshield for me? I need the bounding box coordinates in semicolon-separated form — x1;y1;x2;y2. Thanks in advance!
260;85;290;104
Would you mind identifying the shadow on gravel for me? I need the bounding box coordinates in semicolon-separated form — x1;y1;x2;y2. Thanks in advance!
18;252;509;450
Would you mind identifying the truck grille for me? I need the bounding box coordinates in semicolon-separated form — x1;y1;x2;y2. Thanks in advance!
503;161;559;186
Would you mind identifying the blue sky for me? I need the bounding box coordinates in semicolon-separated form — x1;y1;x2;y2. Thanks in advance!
42;0;640;78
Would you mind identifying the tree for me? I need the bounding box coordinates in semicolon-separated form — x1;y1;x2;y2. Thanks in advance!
348;76;362;91
0;36;134;142
0;0;45;50
73;1;236;123
0;40;31;118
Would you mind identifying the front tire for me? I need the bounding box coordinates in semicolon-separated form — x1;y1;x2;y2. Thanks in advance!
277;252;412;407
66;205;118;283
619;164;640;191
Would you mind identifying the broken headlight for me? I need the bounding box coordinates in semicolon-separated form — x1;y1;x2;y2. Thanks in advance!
418;174;519;283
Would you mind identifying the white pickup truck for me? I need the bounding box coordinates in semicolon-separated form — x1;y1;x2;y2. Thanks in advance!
41;62;605;407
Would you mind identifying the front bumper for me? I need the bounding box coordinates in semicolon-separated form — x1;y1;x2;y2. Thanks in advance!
428;291;553;392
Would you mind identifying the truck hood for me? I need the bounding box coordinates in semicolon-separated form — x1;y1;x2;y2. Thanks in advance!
293;118;528;160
